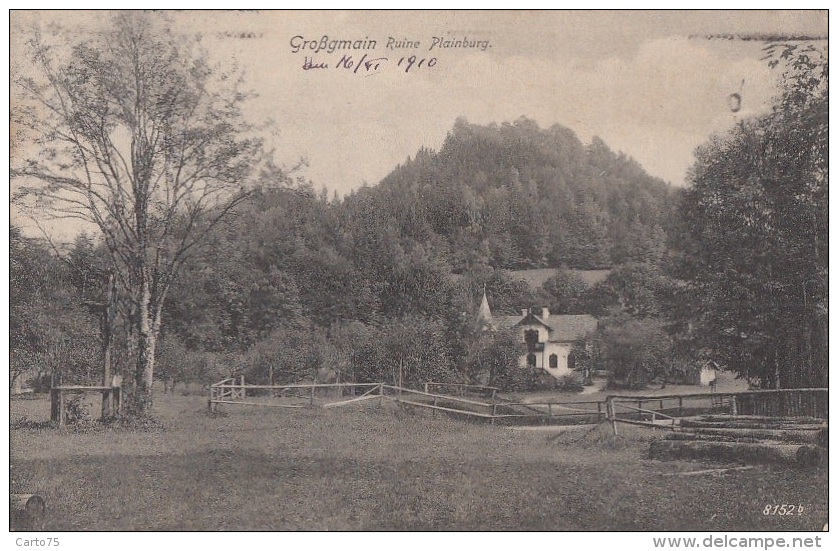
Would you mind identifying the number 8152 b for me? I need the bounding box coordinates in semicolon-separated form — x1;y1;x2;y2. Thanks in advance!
763;504;804;516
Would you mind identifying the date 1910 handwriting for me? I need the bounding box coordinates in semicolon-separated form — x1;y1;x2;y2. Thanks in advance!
763;504;806;516
302;54;437;75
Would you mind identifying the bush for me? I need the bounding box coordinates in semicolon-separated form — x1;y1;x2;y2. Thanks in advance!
64;395;92;425
555;372;585;392
467;329;526;390
591;317;673;389
120;389;156;420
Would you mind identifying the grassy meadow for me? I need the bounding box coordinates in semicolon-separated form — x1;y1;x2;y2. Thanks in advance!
10;392;828;531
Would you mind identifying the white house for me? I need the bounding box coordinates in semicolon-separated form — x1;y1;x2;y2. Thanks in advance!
476;291;597;379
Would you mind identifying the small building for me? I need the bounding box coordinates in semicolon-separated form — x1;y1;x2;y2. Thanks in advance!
698;360;718;386
477;291;597;379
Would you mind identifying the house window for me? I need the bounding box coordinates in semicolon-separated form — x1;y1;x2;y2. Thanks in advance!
526;353;537;367
568;352;576;371
524;329;539;352
549;354;558;368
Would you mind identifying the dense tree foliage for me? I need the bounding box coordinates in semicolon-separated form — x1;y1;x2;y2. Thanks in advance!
370;117;675;271
10;114;682;394
675;44;827;389
589;316;673;389
10;226;101;390
540;269;589;314
12;13;264;409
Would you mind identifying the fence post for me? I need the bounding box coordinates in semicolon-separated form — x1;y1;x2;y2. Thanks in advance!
491;403;497;425
58;390;66;426
50;388;59;423
433;395;437;416
548;403;553;419
678;396;683;418
424;383;429;394
597;401;603;423
310;384;316;406
607;397;618;436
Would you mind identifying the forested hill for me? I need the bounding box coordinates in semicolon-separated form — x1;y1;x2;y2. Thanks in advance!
14;117;682;367
353;117;677;271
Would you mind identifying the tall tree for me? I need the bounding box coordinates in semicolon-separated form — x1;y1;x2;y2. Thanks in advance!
592;317;672;389
10;226;100;390
12;12;264;408
677;43;827;388
541;268;588;314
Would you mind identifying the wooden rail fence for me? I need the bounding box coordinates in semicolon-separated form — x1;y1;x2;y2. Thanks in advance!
50;385;123;426
207;378;827;431
208;378;606;425
208;378;384;412
732;388;827;419
423;382;499;399
605;388;828;435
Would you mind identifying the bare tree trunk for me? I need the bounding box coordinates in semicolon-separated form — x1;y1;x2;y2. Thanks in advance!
136;327;157;393
134;281;157;400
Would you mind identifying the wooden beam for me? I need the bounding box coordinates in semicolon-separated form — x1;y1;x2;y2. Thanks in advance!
322;395;381;408
210;400;307;408
394;398;494;418
661;466;755;477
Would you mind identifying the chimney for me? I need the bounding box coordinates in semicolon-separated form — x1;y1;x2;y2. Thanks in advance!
541;307;549;321
521;308;528;317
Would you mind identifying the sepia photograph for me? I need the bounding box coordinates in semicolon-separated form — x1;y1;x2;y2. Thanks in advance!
7;8;829;538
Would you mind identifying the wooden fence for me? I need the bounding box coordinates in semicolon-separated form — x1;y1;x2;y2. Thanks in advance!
732;388;828;419
207;378;827;431
208;378;384;412
207;378;606;425
490;399;606;425
605;388;828;435
382;384;495;419
50;385;122;426
423;382;499;400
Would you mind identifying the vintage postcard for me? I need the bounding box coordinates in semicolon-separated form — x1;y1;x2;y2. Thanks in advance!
8;9;828;541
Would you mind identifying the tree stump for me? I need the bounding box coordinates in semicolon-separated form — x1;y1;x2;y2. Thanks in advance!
10;494;46;531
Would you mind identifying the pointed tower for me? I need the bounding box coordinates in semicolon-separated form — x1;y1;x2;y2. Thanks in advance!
476;284;496;331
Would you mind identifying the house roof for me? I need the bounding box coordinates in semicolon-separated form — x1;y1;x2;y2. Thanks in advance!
495;313;597;343
540;314;598;342
476;289;496;330
495;315;522;330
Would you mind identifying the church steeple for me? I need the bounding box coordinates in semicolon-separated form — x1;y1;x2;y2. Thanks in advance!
476;284;495;330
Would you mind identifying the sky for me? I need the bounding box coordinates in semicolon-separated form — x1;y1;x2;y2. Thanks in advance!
9;10;828;206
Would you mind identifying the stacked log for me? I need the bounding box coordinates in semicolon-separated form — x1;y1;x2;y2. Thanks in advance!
680;418;826;431
677;427;827;447
650;415;827;468
650;440;825;467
